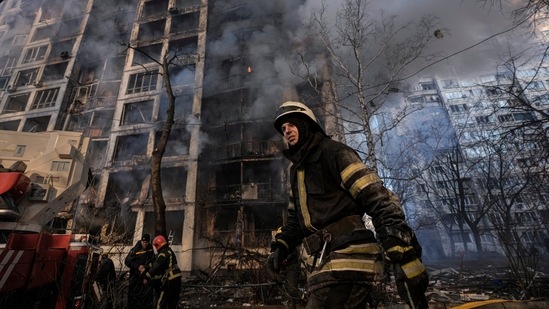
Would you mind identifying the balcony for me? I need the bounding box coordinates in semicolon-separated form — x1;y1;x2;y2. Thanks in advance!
204;74;250;95
209;140;281;161
213;229;273;248
88;96;117;109
208;182;285;204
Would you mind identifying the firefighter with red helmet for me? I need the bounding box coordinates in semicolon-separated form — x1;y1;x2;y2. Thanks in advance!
141;235;182;309
267;101;429;308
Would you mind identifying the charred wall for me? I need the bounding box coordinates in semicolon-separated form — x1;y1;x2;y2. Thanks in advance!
196;0;315;255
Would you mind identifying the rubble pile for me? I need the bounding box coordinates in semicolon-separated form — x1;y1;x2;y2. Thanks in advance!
424;260;549;306
174;259;549;308
178;275;284;308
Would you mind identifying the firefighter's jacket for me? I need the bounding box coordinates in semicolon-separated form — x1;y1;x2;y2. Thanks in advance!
276;132;418;289
125;242;155;278
145;245;181;286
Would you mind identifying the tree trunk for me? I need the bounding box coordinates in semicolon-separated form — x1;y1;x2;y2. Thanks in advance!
471;226;484;253
360;102;378;172
151;55;176;238
458;221;469;253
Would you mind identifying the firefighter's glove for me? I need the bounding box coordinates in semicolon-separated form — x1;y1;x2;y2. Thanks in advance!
394;259;429;309
384;240;418;263
266;242;289;284
384;239;428;309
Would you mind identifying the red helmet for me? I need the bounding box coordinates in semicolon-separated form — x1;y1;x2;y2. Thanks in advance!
152;235;167;250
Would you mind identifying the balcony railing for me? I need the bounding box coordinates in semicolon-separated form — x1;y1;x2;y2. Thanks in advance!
88;96;117;109
210;140;281;160
213;229;273;248
208;182;285;204
204;74;249;95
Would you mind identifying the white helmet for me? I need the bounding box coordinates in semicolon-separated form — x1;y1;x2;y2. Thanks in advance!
274;101;325;135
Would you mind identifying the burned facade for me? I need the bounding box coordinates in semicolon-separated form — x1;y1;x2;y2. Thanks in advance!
196;0;343;269
0;0;339;274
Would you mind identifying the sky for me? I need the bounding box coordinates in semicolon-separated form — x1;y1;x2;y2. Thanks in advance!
298;0;537;81
376;0;533;78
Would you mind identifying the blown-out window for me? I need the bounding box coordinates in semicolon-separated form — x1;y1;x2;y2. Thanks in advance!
113;133;148;161
0;57;17;76
22;45;48;64
132;44;162;66
3;93;30;113
31;25;56;42
15;68;39;87
12;34;27;45
121;100;154;125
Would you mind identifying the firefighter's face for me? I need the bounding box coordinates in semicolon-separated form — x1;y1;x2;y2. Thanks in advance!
141;240;149;247
281;122;299;146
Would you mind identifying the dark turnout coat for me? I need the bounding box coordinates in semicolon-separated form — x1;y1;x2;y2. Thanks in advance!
124;241;155;309
275;132;417;290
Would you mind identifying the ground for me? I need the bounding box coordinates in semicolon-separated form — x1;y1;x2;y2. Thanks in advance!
105;255;549;308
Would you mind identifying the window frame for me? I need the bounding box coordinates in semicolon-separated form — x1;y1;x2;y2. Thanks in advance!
31;88;59;110
126;70;158;95
22;45;49;64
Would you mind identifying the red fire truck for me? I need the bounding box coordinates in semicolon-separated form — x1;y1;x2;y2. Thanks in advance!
0;130;100;309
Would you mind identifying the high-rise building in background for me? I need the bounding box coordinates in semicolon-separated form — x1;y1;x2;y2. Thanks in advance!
378;69;549;262
0;0;341;273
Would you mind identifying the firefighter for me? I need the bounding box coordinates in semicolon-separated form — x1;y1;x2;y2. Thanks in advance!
267;101;429;308
142;235;182;309
94;253;116;309
125;233;155;309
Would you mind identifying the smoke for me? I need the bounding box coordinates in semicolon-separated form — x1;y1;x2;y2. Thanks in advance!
205;0;314;120
205;0;536;120
371;0;536;80
310;1;535;81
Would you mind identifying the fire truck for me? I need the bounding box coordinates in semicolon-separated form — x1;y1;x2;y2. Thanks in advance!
0;130;99;309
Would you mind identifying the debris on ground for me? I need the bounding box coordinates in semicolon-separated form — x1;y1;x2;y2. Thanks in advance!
174;258;549;308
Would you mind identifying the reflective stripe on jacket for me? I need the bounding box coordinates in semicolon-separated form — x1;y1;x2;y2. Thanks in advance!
306;242;385;289
146;246;182;281
277;132;413;251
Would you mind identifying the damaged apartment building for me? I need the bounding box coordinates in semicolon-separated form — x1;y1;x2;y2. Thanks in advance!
0;0;340;273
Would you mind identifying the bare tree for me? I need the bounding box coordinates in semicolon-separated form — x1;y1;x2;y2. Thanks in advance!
414;178;461;258
476;134;547;298
477;0;549;25
128;44;195;237
292;0;440;172
479;49;549;164
469;53;549;297
415;145;494;255
150;54;175;237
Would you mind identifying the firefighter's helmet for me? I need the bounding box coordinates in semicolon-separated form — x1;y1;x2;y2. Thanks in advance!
274;101;325;136
153;235;167;250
